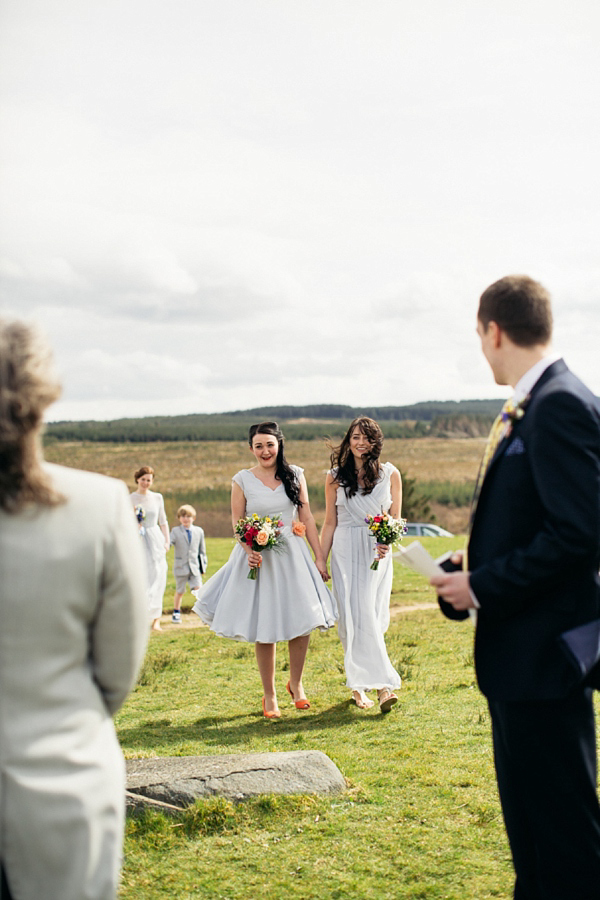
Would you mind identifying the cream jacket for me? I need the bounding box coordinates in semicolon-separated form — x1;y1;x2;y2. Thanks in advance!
0;464;148;900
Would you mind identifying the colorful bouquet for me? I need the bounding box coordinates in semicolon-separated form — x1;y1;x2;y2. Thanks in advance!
134;504;146;537
235;513;286;580
365;511;408;570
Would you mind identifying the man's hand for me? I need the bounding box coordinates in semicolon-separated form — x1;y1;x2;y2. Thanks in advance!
430;570;475;610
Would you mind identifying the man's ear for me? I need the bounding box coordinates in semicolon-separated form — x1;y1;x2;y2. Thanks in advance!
487;320;502;348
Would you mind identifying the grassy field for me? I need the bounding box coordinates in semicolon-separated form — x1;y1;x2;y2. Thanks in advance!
161;535;454;616
40;439;598;897
43;437;485;490
44;437;482;535
118;536;520;900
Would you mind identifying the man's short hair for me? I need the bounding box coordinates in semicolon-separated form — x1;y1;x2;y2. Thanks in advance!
478;275;553;346
177;504;196;519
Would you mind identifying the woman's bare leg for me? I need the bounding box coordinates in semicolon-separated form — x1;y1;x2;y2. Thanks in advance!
287;634;310;701
255;642;278;712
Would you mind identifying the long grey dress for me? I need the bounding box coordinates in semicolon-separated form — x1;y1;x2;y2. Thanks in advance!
129;488;168;619
330;462;402;693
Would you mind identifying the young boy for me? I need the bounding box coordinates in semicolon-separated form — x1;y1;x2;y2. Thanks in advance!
169;504;208;623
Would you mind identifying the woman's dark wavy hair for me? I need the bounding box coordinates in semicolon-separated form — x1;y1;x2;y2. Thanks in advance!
248;421;302;508
329;416;383;497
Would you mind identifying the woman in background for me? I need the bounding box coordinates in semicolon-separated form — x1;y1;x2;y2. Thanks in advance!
193;421;336;718
0;318;148;900
130;465;169;631
321;417;402;713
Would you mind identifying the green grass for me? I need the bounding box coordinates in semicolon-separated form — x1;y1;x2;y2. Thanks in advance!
165;536;460;614
117;536;521;898
418;480;475;508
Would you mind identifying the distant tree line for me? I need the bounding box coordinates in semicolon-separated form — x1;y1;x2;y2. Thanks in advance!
227;400;502;421
44;400;503;443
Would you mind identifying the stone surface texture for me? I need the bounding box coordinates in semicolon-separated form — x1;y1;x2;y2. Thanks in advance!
126;750;346;812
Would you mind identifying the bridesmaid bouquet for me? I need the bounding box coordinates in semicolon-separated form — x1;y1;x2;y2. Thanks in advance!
365;512;408;570
134;504;146;537
235;513;286;580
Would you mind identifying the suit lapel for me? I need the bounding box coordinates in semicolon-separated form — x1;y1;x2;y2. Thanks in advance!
470;359;567;530
485;359;566;476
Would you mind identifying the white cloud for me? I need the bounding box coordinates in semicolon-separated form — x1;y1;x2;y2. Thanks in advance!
2;0;600;421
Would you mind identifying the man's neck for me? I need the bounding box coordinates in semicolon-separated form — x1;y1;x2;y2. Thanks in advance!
505;344;554;389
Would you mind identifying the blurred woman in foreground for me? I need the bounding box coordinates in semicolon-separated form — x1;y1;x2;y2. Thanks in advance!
0;319;148;900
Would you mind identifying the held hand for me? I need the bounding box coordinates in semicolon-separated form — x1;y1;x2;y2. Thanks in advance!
164;541;170;552
375;543;389;559
247;550;262;569
317;563;331;581
429;571;475;610
314;558;330;581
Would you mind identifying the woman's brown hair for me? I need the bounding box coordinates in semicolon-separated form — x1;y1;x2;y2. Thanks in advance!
329;416;383;496
0;319;64;512
134;466;155;483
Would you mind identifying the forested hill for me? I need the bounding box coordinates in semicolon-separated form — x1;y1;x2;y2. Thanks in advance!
45;400;503;443
227;401;501;420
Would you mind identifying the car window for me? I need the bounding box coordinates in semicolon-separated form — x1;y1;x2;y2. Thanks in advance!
422;526;438;536
405;525;419;535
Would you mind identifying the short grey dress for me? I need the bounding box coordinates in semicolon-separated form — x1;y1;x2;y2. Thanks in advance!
193;467;337;642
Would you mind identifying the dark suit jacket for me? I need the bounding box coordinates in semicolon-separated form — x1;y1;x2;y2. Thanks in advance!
466;359;600;701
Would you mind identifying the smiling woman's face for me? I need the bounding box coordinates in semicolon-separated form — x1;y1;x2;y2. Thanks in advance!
250;433;279;468
349;426;372;462
136;472;153;491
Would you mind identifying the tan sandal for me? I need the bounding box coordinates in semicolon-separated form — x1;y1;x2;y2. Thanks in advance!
378;688;398;713
352;690;374;709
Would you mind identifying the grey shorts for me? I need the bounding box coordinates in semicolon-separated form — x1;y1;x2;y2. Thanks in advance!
175;572;202;594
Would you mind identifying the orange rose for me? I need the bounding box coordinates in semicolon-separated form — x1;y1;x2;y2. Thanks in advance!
255;530;269;546
292;521;306;537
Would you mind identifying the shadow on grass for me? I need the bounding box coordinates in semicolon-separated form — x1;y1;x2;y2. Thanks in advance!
119;699;398;752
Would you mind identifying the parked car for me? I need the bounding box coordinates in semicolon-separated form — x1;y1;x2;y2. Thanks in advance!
404;523;454;537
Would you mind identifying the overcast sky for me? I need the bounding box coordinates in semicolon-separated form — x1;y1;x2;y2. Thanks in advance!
1;0;599;422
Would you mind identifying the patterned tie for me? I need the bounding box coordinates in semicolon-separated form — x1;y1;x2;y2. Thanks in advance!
470;398;516;522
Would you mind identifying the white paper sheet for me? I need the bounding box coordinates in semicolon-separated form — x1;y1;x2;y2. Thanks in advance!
392;541;445;577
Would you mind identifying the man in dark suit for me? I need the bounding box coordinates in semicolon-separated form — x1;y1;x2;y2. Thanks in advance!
431;275;600;899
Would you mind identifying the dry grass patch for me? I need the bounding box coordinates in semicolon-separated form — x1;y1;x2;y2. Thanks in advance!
44;437;483;493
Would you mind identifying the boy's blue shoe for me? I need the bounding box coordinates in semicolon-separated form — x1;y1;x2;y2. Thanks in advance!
172;611;181;623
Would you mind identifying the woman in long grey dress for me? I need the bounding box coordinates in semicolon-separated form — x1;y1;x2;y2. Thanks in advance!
0;319;148;900
321;417;402;713
129;465;169;631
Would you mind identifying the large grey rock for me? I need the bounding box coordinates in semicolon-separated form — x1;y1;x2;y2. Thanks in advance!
126;750;346;812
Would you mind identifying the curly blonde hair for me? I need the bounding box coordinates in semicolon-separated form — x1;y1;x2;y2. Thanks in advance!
0;319;64;512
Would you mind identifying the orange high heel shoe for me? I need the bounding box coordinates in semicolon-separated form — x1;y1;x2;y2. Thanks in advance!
262;697;281;719
286;681;310;710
